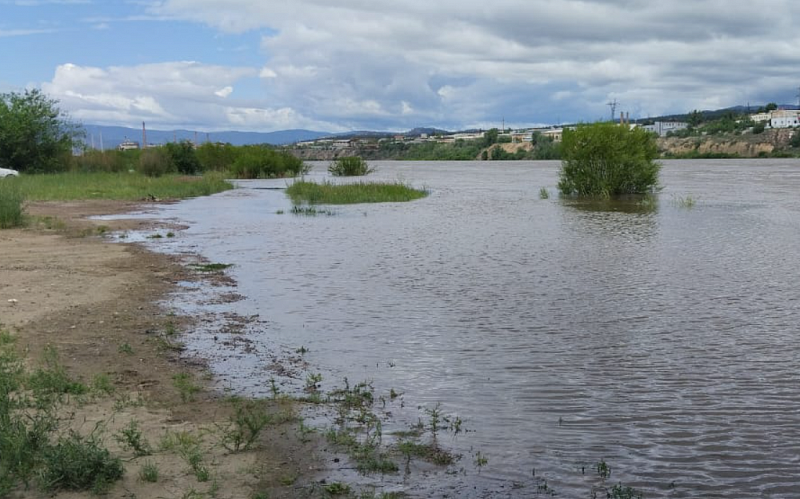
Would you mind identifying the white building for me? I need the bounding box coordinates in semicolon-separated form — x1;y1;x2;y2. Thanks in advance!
642;121;689;137
118;139;139;151
768;110;800;129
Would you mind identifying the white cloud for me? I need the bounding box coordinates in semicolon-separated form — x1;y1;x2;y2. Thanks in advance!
133;0;800;128
40;62;341;131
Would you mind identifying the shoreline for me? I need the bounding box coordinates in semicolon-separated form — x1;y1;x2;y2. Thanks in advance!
1;200;324;498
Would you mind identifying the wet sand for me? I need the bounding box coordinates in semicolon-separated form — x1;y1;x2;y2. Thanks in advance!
0;200;321;499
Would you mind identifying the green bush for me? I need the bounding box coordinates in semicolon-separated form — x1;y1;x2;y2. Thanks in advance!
71;150;133;173
328;156;374;176
0;180;25;229
138;148;175;177
165;141;201;175
229;145;307;178
196;142;238;171
558;123;660;197
39;431;123;493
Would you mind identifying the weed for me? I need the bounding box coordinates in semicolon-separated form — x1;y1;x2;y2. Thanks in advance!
474;450;488;470
148;233;163;239
305;372;323;391
608;483;644;499
673;194;697;208
27;345;88;399
269;378;280;398
295;346;309;355
159;430;202;453
115;420;152;456
297;419;316;443
328;156;375;177
172;372;201;402
92;373;115;395
166;231;175;238
324;482;352;495
118;342;134;354
397;441;456;466
39;431;124;493
279;473;298;486
290;205;335;216
218;398;273;452
139;460;159;482
0;180;25;229
597;459;611;479
539;187;550;199
276;209;285;215
191;263;233;272
165;321;177;336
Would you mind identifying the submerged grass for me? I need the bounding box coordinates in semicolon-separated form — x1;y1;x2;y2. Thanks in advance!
286;180;427;205
13;171;233;201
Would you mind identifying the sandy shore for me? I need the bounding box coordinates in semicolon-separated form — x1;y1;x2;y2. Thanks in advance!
0;201;320;498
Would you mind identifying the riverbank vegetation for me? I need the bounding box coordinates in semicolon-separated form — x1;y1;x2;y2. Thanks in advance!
286;180;428;205
12;171;233;201
0;180;25;228
558;123;660;197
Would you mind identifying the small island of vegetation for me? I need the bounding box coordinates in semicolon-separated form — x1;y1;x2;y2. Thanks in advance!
286;180;428;205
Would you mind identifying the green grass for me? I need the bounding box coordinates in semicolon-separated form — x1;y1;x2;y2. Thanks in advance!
0;179;25;229
172;372;201;402
139;460;159;483
13;171;232;201
286;180;427;205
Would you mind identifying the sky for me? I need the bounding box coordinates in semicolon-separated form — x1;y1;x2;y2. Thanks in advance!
2;0;800;133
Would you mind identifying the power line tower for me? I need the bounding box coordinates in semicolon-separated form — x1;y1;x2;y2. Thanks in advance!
607;99;618;122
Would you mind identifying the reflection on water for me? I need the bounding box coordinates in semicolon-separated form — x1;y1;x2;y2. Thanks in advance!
139;159;800;498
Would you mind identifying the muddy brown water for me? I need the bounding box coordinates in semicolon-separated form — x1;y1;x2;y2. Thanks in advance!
134;159;800;498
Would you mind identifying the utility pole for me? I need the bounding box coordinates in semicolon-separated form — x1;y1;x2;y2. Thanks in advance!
142;122;147;149
607;99;618;122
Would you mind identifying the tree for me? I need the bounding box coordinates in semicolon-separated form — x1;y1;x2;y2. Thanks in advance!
164;140;201;174
0;89;81;173
482;128;499;147
765;102;778;112
557;122;660;197
687;110;703;128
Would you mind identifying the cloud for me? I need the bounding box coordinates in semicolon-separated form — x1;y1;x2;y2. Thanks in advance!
0;28;56;37
41;62;342;132
131;0;800;129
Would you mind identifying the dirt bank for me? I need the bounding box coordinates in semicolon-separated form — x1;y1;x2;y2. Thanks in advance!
0;201;321;499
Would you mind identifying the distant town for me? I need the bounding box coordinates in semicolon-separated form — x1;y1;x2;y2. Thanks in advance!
107;106;800;153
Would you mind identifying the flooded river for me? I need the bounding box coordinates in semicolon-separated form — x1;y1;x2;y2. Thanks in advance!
140;159;800;498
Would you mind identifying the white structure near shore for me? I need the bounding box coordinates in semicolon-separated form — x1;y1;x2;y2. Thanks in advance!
750;109;800;129
641;121;689;137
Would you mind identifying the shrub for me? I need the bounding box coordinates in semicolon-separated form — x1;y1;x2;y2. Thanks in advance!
0;179;25;229
196;142;237;171
229;145;307;178
138;148;174;177
39;431;123;493
165;140;201;174
558;123;660;197
328;156;375;176
71;150;131;173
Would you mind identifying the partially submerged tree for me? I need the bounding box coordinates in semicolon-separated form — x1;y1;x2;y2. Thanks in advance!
0;89;82;173
557;122;660;197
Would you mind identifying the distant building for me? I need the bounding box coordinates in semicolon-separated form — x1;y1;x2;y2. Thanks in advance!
642;121;689;137
540;128;564;142
768;110;800;128
118;139;140;151
750;112;771;123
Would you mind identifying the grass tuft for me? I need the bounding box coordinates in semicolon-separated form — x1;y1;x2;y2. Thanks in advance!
286;180;427;205
0;179;25;229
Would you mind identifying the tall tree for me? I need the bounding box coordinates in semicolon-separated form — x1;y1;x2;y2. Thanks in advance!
0;89;81;173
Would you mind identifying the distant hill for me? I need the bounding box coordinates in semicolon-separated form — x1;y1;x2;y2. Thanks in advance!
80;125;331;149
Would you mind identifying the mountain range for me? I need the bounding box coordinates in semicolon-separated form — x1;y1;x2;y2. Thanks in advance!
81;125;331;149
